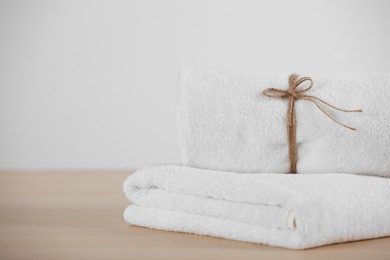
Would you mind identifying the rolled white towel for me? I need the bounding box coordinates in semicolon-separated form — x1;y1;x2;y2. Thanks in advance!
123;165;390;249
177;70;390;176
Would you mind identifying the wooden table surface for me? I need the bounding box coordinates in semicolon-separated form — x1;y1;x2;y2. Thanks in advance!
0;170;389;260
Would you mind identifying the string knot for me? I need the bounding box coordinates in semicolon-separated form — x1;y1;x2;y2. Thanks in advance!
262;74;362;173
288;88;298;98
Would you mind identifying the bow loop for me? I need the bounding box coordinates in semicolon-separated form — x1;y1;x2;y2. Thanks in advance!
294;76;313;92
262;88;289;98
288;74;313;99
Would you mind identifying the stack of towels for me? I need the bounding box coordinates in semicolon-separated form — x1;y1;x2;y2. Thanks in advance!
123;70;390;249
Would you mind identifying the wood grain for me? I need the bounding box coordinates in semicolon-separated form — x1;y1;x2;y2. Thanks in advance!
0;171;389;260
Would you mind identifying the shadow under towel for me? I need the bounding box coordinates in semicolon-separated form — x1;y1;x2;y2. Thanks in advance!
123;165;390;249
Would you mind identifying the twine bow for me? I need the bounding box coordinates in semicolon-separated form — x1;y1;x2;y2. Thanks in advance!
263;74;363;174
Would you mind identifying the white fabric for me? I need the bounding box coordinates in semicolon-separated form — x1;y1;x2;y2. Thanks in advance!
177;70;390;176
123;165;390;249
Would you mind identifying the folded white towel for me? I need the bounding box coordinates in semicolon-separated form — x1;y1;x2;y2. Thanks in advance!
123;165;390;249
177;70;390;176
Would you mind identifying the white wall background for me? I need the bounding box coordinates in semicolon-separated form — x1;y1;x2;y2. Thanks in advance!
1;0;389;170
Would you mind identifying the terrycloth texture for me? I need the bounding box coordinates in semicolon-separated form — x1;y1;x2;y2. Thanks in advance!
177;70;390;176
123;165;390;249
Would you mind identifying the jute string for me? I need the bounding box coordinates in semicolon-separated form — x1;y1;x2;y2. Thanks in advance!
263;74;363;173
